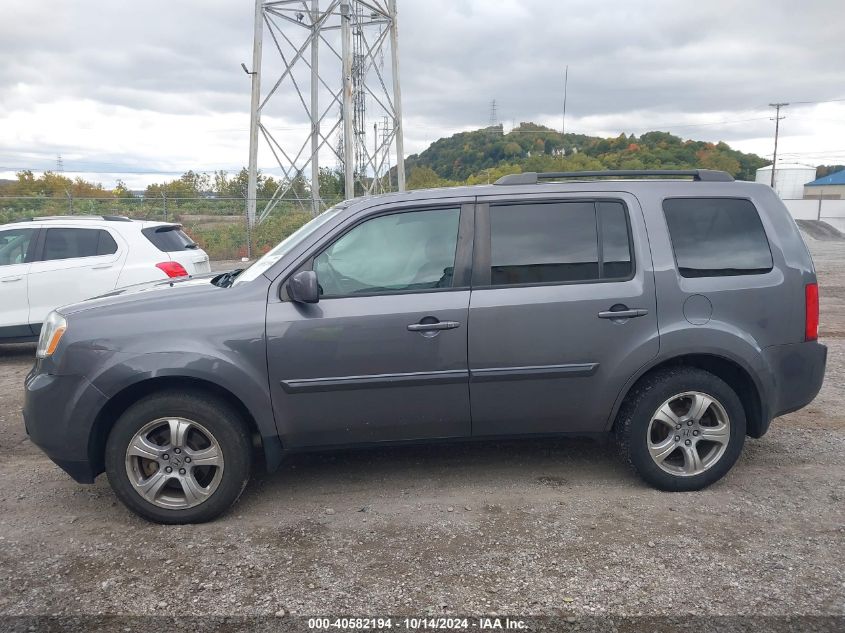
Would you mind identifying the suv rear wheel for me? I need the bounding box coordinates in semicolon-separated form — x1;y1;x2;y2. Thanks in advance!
615;367;746;491
104;391;252;523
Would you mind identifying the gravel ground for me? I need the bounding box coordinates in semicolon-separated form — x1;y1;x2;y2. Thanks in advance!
0;240;843;620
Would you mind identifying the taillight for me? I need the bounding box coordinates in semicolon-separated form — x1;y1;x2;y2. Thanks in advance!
805;283;819;341
156;261;188;278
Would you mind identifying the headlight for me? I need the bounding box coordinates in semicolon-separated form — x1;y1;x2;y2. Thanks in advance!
36;311;67;359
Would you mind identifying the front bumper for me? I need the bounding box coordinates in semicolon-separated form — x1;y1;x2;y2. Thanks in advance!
23;367;108;483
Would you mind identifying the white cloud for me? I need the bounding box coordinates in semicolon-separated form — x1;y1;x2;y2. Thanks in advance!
0;0;843;188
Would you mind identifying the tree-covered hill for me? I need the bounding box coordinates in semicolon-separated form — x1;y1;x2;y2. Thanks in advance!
404;123;769;187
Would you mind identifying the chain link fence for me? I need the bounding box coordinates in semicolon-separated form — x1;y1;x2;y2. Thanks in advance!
0;194;345;261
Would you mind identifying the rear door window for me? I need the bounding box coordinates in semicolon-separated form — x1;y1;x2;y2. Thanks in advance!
42;228;116;261
488;200;633;286
662;198;773;278
142;226;197;252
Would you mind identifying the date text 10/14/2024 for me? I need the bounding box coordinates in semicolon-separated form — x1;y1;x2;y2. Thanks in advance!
307;617;528;630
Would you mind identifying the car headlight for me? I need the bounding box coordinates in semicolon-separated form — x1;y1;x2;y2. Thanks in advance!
36;311;67;359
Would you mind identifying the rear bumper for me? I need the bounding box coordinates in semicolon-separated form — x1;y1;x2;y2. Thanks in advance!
23;368;108;483
764;340;827;426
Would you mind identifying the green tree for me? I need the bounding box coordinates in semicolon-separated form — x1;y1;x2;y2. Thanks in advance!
816;165;845;179
407;166;445;190
318;167;344;202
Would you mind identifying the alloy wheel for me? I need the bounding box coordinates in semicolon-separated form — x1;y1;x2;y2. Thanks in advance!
124;417;224;509
646;391;731;477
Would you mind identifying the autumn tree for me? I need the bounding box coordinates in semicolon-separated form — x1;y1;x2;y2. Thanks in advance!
407;166;446;190
113;180;134;198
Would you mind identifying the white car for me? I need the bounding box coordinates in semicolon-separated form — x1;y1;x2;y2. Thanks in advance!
0;215;210;342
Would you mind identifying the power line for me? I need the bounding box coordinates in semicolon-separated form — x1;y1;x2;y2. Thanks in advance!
502;116;772;136
0;165;292;176
778;149;845;155
652;116;771;129
782;97;845;106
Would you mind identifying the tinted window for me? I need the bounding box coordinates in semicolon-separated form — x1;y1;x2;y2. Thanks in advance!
0;228;36;267
663;198;773;278
599;201;633;279
314;208;460;297
43;228;116;261
97;230;118;256
142;226;197;252
490;201;600;285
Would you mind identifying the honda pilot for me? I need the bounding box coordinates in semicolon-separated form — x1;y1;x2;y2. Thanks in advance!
23;170;826;523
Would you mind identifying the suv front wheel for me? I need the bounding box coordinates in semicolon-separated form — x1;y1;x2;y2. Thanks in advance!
104;391;253;523
616;367;746;491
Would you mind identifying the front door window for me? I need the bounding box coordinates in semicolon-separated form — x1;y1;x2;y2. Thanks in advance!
0;228;36;266
313;208;461;297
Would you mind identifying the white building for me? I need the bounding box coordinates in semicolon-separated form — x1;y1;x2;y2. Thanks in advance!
755;164;817;200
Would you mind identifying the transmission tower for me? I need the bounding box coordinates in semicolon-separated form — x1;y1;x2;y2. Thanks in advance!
246;0;406;225
56;154;64;173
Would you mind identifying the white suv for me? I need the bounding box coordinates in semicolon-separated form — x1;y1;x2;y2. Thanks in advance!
0;215;210;342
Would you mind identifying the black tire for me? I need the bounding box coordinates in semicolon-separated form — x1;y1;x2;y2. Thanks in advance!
615;367;746;491
105;390;253;524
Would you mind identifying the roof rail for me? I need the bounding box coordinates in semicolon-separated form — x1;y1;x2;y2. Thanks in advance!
10;214;133;223
494;169;735;185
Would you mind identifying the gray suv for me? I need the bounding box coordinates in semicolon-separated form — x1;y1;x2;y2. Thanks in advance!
23;170;827;523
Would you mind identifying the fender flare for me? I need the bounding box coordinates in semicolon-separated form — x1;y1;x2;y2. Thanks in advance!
87;351;284;471
604;327;774;433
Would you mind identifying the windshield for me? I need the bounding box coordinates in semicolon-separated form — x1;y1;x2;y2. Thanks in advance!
233;205;345;285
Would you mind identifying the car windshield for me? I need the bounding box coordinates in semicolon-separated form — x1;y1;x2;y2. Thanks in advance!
232;205;345;285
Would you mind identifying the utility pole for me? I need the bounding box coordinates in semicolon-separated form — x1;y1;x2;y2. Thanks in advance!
246;0;263;228
382;115;392;191
373;122;379;193
769;102;788;189
562;65;568;136
340;0;355;199
310;0;320;217
388;0;405;191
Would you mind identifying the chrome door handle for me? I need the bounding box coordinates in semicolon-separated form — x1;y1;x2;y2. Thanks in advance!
598;308;648;319
407;321;461;332
1;276;23;283
92;264;113;270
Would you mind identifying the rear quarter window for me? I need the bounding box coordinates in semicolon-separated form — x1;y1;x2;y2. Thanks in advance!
142;226;197;252
662;198;773;278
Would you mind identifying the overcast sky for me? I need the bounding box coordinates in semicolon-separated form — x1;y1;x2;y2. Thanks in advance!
1;0;843;189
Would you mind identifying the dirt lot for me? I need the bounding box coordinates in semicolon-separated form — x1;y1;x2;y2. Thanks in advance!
0;240;843;620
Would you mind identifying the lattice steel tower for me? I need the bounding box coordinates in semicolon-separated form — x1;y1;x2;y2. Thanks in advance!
246;0;406;225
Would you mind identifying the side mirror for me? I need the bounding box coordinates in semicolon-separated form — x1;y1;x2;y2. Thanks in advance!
286;270;320;304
